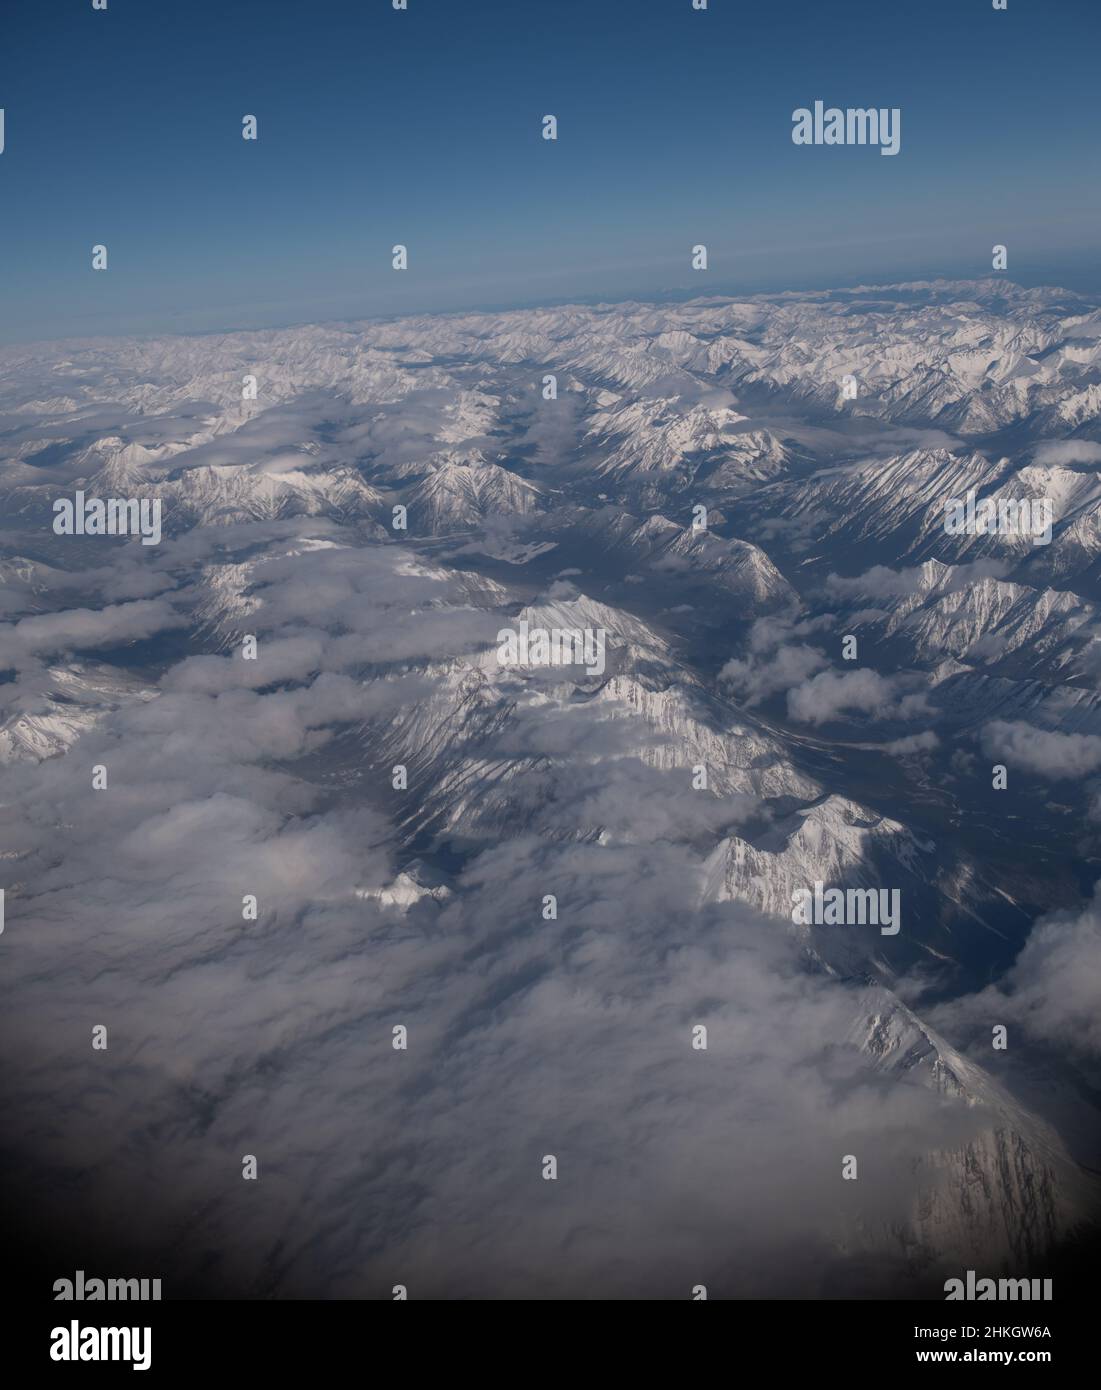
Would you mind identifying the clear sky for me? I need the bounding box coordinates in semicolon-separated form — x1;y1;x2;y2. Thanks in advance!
1;0;1099;343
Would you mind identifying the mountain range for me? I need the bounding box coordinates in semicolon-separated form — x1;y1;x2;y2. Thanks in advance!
2;279;1099;1297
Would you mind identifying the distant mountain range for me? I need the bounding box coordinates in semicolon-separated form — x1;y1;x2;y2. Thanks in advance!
2;279;1099;1297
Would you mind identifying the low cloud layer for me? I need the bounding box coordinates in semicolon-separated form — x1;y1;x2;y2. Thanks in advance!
3;284;1100;1299
926;885;1101;1062
981;719;1101;779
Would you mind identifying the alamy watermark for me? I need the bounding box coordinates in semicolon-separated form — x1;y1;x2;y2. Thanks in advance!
53;1270;162;1301
49;1323;152;1372
52;490;161;546
792;101;901;156
944;1271;1053;1302
944;489;1052;546
791;882;900;935
496;618;607;678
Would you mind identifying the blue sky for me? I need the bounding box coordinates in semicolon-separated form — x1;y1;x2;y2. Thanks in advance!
1;0;1099;343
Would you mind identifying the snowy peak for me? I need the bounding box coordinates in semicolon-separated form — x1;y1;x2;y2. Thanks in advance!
406;451;542;533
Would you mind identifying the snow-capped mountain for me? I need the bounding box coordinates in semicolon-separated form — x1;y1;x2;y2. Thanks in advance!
3;278;1099;1298
405;450;544;533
